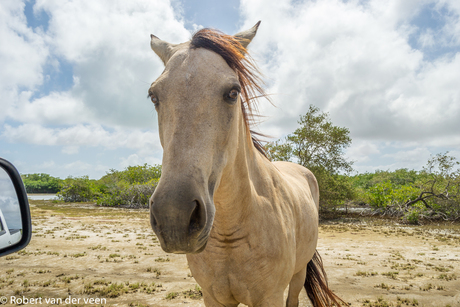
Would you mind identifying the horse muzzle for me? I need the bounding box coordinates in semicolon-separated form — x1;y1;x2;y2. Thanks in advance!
149;188;213;254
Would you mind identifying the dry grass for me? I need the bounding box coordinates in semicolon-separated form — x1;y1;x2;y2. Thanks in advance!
1;201;459;306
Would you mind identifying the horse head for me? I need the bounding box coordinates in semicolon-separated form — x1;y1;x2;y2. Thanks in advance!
148;22;261;254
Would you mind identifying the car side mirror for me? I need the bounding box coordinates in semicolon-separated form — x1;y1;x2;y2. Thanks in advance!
0;157;32;257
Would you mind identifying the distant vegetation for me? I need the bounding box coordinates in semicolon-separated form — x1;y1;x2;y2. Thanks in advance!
22;106;460;223
266;105;354;209
23;164;161;208
94;164;161;208
266;105;460;223
21;173;61;193
349;157;460;223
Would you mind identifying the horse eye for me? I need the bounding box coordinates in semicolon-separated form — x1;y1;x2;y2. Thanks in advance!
150;94;159;105
227;89;239;101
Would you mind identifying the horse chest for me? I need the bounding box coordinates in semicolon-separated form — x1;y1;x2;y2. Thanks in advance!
187;228;295;305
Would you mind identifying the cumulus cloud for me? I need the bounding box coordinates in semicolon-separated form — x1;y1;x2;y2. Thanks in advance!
239;0;460;149
1;0;189;132
346;140;381;163
2;0;460;177
1;123;161;153
8;91;94;125
0;0;48;122
0;0;185;177
32;0;190;128
120;154;162;169
382;147;433;170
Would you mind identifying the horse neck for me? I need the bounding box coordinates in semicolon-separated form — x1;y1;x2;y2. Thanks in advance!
212;114;269;234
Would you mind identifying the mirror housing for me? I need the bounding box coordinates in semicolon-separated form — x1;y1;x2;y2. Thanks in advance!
0;158;32;257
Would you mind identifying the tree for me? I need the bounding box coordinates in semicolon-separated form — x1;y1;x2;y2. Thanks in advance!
402;152;460;222
58;176;100;202
266;105;354;210
96;164;162;208
21;173;62;193
352;153;460;223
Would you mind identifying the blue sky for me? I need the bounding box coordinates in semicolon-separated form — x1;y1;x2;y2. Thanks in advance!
1;0;460;179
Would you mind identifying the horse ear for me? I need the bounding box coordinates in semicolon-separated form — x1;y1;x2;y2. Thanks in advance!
150;34;177;65
234;21;261;49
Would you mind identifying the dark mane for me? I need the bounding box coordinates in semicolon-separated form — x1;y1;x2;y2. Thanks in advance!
190;28;269;158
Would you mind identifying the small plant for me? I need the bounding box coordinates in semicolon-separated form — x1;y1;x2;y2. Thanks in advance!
147;267;161;278
420;283;433;291
155;257;170;262
433;266;451;272
182;285;203;299
129;282;140;290
165;292;178;300
374;283;394;290
362;296;391;307
70;252;86;258
128;302;148;307
438;273;456;281
355;271;378;277
88;245;107;251
381;271;399;279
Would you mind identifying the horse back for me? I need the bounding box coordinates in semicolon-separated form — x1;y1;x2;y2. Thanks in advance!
272;161;319;210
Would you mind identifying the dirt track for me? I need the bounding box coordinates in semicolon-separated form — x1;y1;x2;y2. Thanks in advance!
1;201;459;307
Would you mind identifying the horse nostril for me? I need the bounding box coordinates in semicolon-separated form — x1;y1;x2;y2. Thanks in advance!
189;200;204;235
150;208;158;229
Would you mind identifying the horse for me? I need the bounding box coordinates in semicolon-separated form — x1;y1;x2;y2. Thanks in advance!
148;21;345;307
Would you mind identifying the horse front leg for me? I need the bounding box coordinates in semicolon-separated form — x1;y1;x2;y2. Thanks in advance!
256;290;285;307
286;268;307;307
203;292;238;307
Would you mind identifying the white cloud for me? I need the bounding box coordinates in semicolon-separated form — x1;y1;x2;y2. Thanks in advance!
38;160;56;169
120;154;162;169
62;161;92;172
29;0;190;128
418;28;436;48
434;0;460;47
59;161;109;177
240;0;460;148
62;146;79;155
9;91;94;125
1;0;190;129
1;123;161;153
0;0;49;122
346;140;380;163
383;147;432;169
2;0;460;178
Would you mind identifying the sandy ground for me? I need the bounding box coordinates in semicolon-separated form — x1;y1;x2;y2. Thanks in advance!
1;201;459;307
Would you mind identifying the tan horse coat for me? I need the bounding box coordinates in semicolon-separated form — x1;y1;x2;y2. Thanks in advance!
148;22;342;307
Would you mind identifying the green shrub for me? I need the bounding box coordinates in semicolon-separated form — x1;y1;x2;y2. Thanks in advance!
21;173;62;193
57;176;100;202
96;179;159;208
365;180;419;210
57;164;161;206
100;164;161;185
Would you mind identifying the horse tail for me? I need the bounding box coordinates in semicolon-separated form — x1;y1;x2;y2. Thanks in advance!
304;250;347;307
